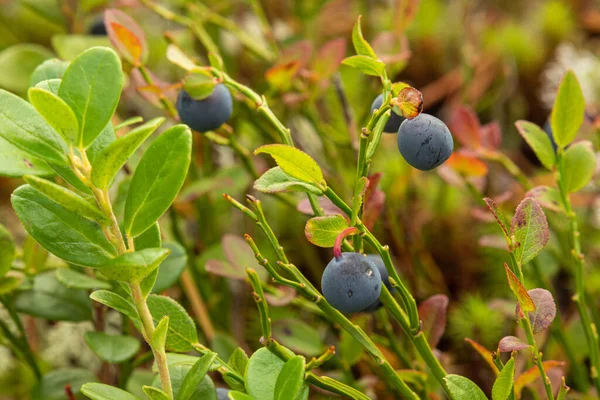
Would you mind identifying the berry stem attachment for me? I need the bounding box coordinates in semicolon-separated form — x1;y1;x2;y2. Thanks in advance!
334;227;359;260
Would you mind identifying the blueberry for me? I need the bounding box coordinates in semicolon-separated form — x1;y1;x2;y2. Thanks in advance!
321;252;382;314
543;121;558;152
216;388;230;400
362;254;394;312
371;94;405;134
176;84;233;133
397;113;453;171
89;18;107;35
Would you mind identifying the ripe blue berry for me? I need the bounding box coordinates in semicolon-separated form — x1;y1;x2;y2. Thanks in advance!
397;113;453;171
321;252;382;314
371;94;405;133
216;388;230;400
89;18;107;35
176;84;233;133
362;254;393;312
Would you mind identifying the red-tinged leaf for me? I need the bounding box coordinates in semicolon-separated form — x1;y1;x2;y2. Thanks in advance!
504;263;535;313
362;190;385;230
265;286;296;307
297;197;343;216
480;121;502;150
464;338;500;375
515;288;556;334
498;336;530;352
312;38;347;81
448;106;482;149
446;151;488;177
130;68;176;107
418;294;448;349
394;0;421;33
280;40;313;69
265;61;301;91
305;215;349;248
514;360;564;396
222;235;261;273
105;9;148;66
483;197;510;237
511;198;549;265
526;186;565;213
205;259;244;280
392;87;423;119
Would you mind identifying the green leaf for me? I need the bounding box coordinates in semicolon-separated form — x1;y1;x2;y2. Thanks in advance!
51;34;112;61
0;223;15;278
152;316;169;354
0;135;55;178
562;141;596;192
351;16;377;58
342;55;385;77
135;223;162;296
81;383;141;400
124;125;192;237
91;117;165;189
551;70;585;147
23;175;110;225
177;352;218;400
515;120;556;170
146;295;198;352
29;87;80;145
254;167;323;195
116;116;143;130
274;356;305;400
254;144;325;187
525;186;565;213
228;392;254;400
444;375;488;400
14;271;92;321
160;365;216;400
510;197;549;265
90;290;139;321
184;69;218;100
304;215;349;248
35;78;62;95
29;58;69;87
0;88;68;165
504;263;535;312
0;276;21;295
228;348;249;377
11;185;117;267
0;44;53;95
272;319;323;357
492;358;515;400
152;242;187;293
31;368;97;400
143;386;171;400
56;268;111;290
88;121;117;163
99;248;170;284
58;47;123;147
84;332;141;363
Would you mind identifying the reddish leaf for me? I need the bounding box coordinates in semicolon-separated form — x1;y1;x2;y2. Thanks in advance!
511;198;549;265
504;263;535;313
480;121;502;150
265;286;297;307
498;336;530;352
205;259;244;280
483;197;509;237
297;197;344;216
105;9;148;66
465;338;500;375
312;38;347;81
372;32;411;64
418;294;448;349
362;173;385;230
265;61;300;91
515;360;564;396
280;40;313;69
515;288;556;334
446;151;488;177
393;87;423;119
448;106;481;149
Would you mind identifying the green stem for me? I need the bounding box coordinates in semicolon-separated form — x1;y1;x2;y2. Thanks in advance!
521;316;554;400
0;305;41;381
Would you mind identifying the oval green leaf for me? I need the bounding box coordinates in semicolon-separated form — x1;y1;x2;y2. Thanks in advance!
81;383;141;400
0;223;15;278
177;352;218;400
551;70;585;147
31;368;97;400
254;167;323;195
254;144;325;187
0;44;53;95
146;294;198;352
342;55;385;78
55;268;112;290
99;248;170;284
29;87;79;145
444;374;488;400
562;141;596;192
492;358;515;400
515;120;556;170
304;215;349;248
84;332;141;363
274;356;305;400
90;290;139;321
0;135;55;178
29;58;69;88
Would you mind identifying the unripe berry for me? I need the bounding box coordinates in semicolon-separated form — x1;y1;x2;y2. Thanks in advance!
176;84;233;133
397;113;453;170
321;252;382;314
371;94;405;134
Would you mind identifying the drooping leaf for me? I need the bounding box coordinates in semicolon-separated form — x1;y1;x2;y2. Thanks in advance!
55;268;111;290
504;263;535;313
492;358;515;400
11;185;117;267
515;120;556;170
510;197;549;265
58;46;123;147
484;197;510;238
274;356;305;400
146;295;198;352
418;294;449;349
444;375;488;400
465;338;499;375
31;368;97;400
562;141;596;192
516;288;556;334
84;332;141;363
0;224;15;278
91;117;165;189
514;360;564;396
177;352;218;400
81;383;141;400
498;336;530;353
99;248;170;284
342;55;386;77
551;70;585;147
254;167;322;195
90;290;139;321
29;58;69;87
255;145;325;187
28;87;79;145
124;125;192;237
351;16;377;58
104;9;148;66
304;215;349;248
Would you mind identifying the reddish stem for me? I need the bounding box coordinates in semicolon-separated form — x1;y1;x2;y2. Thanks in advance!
334;227;359;259
65;384;75;400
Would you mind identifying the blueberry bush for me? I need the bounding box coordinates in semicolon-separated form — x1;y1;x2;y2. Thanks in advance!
0;1;598;400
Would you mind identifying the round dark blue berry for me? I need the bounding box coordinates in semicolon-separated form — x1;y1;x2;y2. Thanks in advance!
176;84;233;133
397;113;453;171
89;18;107;35
321;252;382;314
362;254;394;312
216;388;230;400
371;94;405;134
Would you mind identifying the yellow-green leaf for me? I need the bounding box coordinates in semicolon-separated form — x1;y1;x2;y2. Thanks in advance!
99;248;170;284
255;144;325;188
351;16;377;58
551;70;585;147
515;120;556;170
304;215;349;248
562;141;596;192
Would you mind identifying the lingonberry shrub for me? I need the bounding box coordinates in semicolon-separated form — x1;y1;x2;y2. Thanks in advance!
0;3;597;400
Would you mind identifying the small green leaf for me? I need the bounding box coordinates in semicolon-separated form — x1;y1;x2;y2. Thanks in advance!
255;144;325;187
492;358;515;400
254;167;322;195
0;88;68;165
124;125;192;237
444;375;488;400
342;55;385;77
228;348;249;376
562;141;596;192
515;120;556;170
516;288;556;334
184;68;218;100
304;215;349;248
29;87;79;145
0;44;53;95
551;70;585;147
162;364;217;400
11;185;117;267
35;78;62;95
55;268;111;290
177;352;218;400
23;175;110;225
511;197;549;265
29;58;69;88
274;356;305;400
351;16;377;58
91;117;165;189
81;383;141;400
84;332;141;363
58;47;123;147
152;316;169;354
143;386;171;400
0;223;15;278
90;290;139;321
99;248;170;284
31;368;97;400
504;263;535;312
145;295;198;352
